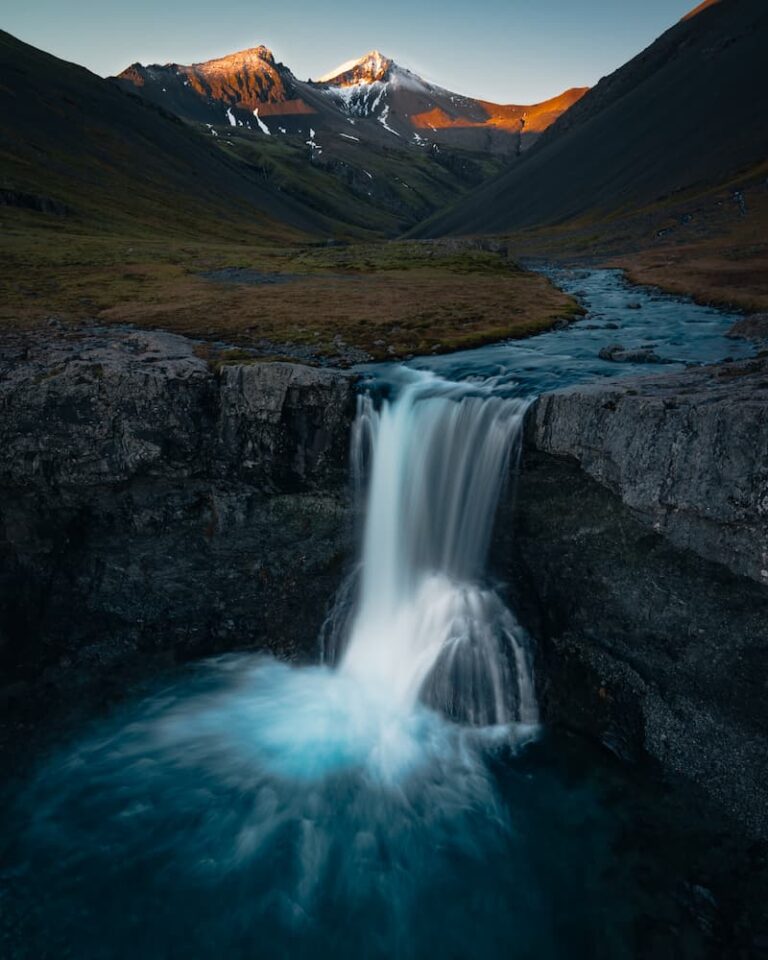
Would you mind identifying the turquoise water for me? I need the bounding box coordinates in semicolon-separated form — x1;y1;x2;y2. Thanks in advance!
1;269;748;959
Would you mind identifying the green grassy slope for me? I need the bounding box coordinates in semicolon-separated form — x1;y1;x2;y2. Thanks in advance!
0;30;339;242
218;131;503;236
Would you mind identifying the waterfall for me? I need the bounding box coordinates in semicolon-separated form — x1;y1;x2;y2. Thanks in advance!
7;367;545;958
329;369;538;727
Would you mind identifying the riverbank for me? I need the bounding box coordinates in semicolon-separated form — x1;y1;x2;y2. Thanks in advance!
493;161;768;315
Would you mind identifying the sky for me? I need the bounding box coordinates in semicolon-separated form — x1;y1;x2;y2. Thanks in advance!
5;0;701;103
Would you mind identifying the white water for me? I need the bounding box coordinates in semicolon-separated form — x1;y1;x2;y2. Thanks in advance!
332;369;538;728
9;270;750;958
8;366;545;960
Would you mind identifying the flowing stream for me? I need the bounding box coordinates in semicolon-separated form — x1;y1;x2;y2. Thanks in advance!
1;268;753;958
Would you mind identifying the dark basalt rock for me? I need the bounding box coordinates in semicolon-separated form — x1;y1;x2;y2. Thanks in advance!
531;357;768;586
726;313;768;342
497;356;768;840
0;328;357;725
598;342;663;363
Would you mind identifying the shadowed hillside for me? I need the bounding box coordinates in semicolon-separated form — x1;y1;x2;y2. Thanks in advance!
0;30;336;241
414;0;768;237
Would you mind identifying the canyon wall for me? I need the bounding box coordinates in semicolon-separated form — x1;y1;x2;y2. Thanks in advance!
0;329;357;719
496;357;768;839
3;327;767;845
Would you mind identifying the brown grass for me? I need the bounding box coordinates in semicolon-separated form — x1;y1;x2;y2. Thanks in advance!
0;228;580;361
495;161;768;314
607;189;768;313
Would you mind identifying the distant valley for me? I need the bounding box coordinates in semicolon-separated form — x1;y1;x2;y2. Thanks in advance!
1;0;765;337
111;47;586;233
114;47;585;155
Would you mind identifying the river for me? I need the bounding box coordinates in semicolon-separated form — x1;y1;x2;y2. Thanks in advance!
1;268;751;959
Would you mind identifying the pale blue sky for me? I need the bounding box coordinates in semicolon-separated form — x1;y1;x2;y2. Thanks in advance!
6;0;700;102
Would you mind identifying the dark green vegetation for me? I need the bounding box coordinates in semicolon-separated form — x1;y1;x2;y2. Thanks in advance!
218;129;503;237
0;31;330;241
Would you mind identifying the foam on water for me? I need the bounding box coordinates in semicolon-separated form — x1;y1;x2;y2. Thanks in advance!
335;368;538;726
4;268;746;957
9;655;556;959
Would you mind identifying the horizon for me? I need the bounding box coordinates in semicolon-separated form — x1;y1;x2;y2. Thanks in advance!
6;0;702;103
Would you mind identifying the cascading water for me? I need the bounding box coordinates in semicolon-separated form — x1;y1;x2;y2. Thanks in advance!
4;268;747;958
330;369;538;726
3;367;550;959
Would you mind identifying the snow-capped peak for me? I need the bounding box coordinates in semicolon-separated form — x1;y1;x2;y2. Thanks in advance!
317;50;392;85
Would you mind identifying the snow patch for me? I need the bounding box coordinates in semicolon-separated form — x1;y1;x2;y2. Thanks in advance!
379;105;401;137
340;133;360;141
253;109;271;135
226;107;237;127
306;128;321;154
324;81;386;118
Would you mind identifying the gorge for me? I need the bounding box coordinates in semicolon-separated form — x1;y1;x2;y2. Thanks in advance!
2;267;767;957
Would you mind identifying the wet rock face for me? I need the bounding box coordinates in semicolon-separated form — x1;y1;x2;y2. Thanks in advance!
499;358;768;839
531;358;768;587
499;453;768;839
0;329;357;713
726;313;768;343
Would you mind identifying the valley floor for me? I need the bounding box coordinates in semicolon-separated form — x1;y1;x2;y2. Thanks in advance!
508;163;768;316
0;226;580;365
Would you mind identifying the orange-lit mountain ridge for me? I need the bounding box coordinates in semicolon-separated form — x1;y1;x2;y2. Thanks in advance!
114;47;587;156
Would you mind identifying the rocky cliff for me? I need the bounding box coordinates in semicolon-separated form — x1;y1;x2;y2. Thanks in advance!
4;323;767;849
0;328;357;725
498;357;768;839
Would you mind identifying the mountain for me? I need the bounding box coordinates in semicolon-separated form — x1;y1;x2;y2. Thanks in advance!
0;30;338;240
114;48;587;157
682;0;721;19
414;0;768;237
0;30;501;241
311;50;587;154
0;30;516;244
116;46;314;129
110;46;586;233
